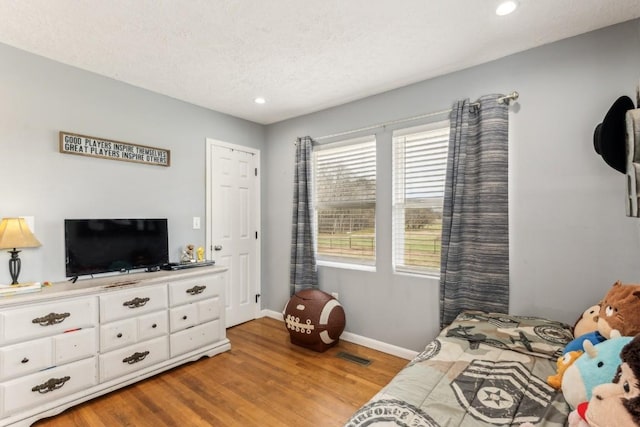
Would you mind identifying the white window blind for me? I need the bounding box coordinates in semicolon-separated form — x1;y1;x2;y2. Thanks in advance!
392;120;450;274
313;135;376;265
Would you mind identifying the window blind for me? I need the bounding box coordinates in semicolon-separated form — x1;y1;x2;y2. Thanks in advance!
392;121;450;274
314;136;376;264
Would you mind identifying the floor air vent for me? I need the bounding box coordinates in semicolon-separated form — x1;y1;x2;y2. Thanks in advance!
336;351;372;366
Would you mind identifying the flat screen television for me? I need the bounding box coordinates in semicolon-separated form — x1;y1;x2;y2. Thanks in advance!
65;218;169;278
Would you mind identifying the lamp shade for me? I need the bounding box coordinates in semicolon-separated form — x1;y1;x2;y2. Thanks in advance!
0;218;41;249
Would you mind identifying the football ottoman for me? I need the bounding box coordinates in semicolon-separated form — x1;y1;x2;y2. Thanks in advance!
283;289;346;352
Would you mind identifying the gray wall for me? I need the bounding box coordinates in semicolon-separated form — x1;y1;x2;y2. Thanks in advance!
0;42;264;285
263;20;640;351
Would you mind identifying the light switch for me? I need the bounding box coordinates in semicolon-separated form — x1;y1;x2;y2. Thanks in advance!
193;217;201;229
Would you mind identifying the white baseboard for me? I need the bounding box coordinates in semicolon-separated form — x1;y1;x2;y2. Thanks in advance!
260;309;417;360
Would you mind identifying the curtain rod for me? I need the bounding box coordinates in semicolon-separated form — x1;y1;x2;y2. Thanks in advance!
311;91;519;142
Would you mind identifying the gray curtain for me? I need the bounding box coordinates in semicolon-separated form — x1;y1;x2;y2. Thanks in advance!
290;136;319;296
439;95;509;328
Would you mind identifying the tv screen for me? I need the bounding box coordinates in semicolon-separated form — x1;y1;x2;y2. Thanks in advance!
65;219;169;277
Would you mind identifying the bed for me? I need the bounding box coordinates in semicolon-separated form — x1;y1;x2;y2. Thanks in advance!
345;311;574;427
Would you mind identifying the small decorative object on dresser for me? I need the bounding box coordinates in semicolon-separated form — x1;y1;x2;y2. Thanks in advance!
0;218;41;285
181;244;195;263
283;289;345;352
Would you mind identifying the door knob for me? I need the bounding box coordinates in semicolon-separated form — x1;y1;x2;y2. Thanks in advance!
214;245;223;251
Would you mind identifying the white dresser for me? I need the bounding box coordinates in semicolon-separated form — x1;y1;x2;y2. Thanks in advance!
0;266;229;427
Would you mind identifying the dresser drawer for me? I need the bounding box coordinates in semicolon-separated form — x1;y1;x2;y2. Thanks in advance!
99;336;169;382
100;311;168;352
0;338;52;381
0;356;97;417
53;328;96;365
0;297;98;345
170;320;221;357
169;304;198;333
169;298;221;333
197;298;221;324
138;310;168;341
169;275;223;307
100;285;167;323
100;318;137;352
0;329;96;382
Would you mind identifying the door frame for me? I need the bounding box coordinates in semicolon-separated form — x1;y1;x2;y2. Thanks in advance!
205;138;261;325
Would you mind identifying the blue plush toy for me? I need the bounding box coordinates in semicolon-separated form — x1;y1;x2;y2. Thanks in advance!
563;331;607;354
561;331;633;409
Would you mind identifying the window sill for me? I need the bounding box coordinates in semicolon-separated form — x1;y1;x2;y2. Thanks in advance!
317;260;376;273
394;268;440;280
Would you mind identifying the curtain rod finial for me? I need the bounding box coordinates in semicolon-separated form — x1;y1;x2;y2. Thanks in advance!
498;91;519;104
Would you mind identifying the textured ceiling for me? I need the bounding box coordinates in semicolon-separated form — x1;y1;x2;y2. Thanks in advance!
1;1;640;124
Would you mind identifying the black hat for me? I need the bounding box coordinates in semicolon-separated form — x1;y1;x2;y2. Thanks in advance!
593;96;635;173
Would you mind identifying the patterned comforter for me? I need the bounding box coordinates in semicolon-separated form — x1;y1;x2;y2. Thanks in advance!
345;311;574;427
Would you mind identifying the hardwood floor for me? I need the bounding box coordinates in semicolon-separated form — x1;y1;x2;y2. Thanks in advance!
33;317;408;427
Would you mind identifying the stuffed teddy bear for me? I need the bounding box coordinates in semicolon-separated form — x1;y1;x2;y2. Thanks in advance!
598;281;640;339
561;331;633;409
568;334;640;426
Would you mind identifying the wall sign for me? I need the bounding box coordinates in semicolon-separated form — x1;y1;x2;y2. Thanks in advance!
59;131;171;167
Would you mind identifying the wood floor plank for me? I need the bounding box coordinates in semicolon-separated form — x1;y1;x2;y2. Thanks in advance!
32;317;408;427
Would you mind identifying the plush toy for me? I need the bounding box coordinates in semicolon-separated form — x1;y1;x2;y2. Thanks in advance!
597;281;640;339
574;304;601;338
563;331;606;355
569;334;640;426
561;330;633;409
563;304;605;355
548;304;603;389
548;350;583;390
567;402;591;427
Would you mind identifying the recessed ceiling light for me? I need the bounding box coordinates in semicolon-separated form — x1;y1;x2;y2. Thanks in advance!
496;0;518;16
254;97;266;104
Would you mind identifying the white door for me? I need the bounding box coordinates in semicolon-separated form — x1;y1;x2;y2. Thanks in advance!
206;139;260;327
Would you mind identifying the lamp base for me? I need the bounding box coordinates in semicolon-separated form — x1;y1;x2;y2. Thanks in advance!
8;249;21;285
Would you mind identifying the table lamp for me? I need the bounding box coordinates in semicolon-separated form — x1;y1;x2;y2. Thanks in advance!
0;218;41;285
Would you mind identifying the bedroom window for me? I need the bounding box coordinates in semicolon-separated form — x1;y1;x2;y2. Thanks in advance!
392;120;450;275
313;135;376;266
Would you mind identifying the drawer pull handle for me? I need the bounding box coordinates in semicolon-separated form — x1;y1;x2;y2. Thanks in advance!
32;312;71;326
123;351;149;365
182;315;188;320
152;324;157;328
186;285;206;295
117;333;123;338
32;376;70;394
123;297;150;309
21;357;29;364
